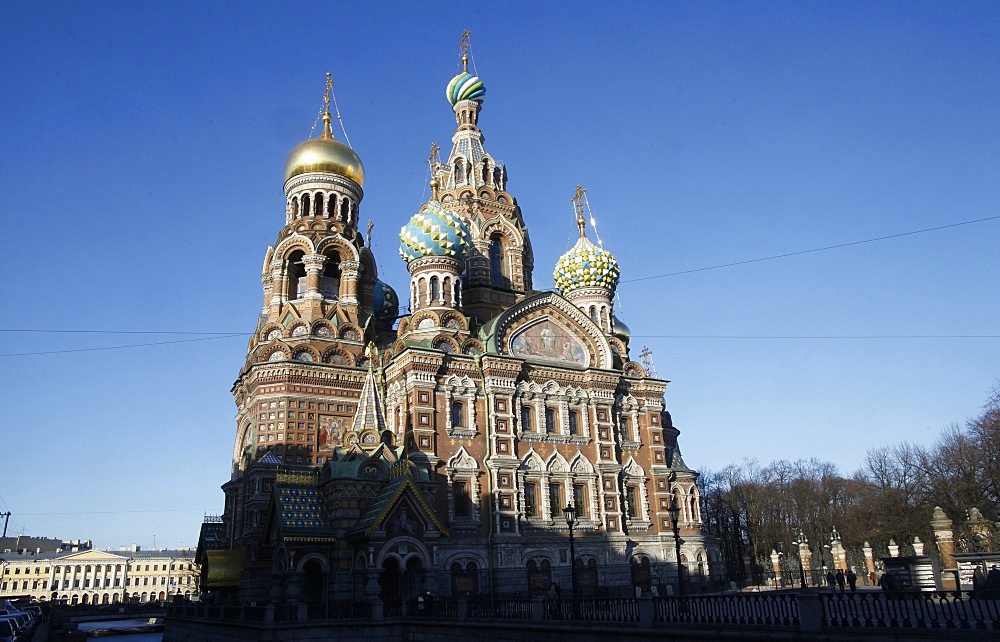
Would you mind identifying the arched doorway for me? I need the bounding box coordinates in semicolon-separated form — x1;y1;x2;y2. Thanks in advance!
302;559;325;606
631;556;651;592
450;561;479;598
577;558;599;596
526;559;552;595
380;558;401;602
403;557;425;600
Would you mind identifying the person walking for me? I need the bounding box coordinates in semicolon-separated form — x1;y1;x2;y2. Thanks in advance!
826;571;836;592
835;569;846;593
846;569;857;593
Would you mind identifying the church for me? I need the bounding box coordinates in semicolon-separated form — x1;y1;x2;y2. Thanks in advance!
199;42;720;606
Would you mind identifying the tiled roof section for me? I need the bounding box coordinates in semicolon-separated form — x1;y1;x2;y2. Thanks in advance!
350;365;386;435
259;451;282;465
347;462;449;539
274;484;335;541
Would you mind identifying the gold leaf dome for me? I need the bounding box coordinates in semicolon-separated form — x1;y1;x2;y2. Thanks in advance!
283;116;364;186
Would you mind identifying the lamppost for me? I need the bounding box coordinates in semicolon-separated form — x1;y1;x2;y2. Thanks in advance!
791;530;808;588
667;495;685;600
563;503;578;600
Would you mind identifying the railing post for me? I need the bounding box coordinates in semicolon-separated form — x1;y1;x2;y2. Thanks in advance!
457;596;468;619
264;604;275;625
297;602;308;622
370;597;384;620
639;596;655;627
532;596;544;622
797;590;824;633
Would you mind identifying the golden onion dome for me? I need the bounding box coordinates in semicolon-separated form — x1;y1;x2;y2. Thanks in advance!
283;114;364;186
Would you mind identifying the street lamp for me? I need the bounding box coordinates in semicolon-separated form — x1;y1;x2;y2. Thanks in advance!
563;503;578;600
667;496;685;601
791;530;808;588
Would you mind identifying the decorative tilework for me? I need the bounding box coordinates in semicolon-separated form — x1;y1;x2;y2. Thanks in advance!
553;236;620;293
399;200;472;263
446;72;485;105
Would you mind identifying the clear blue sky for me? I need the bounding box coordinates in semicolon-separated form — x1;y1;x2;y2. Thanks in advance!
2;2;998;551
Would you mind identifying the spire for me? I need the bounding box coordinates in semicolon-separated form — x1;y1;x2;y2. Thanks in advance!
351;343;387;434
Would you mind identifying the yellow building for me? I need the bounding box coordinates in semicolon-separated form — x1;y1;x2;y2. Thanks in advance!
0;547;199;604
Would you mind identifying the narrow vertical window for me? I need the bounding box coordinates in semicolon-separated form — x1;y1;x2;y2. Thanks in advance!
568;411;579;436
524;482;538;517
430;276;440;302
545;407;556;433
489;233;504;287
626;486;639;518
454;480;472;517
549;483;561;518
451;401;463;427
521;406;532;432
573;484;587;517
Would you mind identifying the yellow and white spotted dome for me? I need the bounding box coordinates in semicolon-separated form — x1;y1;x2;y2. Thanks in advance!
553;236;620;293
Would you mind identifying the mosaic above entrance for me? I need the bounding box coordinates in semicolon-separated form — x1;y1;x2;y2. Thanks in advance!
509;318;588;367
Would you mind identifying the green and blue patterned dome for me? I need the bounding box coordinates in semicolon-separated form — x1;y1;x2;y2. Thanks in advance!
399;200;472;264
554;236;621;293
447;72;486;105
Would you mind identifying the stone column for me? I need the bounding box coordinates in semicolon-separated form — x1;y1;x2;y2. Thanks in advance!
799;540;813;584
339;260;361;305
770;549;782;587
831;539;847;571
912;536;924;556
270;259;286;306
888;538;900;557
932;506;959;591
863;542;875;576
302;253;326;300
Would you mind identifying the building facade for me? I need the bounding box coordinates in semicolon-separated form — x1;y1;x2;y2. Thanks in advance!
0;547;198;604
207;50;720;605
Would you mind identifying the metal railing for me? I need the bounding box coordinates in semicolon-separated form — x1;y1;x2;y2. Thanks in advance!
823;591;1000;630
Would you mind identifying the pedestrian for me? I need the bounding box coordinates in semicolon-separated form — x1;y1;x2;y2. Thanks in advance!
835;569;846;593
826;571;836;592
879;571;891;593
988;565;1000;592
973;564;986;592
869;570;877;586
846;569;857;593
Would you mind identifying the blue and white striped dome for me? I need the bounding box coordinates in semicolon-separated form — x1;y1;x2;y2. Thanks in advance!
447;72;486;105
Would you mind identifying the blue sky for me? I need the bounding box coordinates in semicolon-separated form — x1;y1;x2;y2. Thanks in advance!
2;2;998;550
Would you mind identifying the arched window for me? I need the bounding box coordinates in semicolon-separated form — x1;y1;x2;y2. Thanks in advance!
451;401;463;427
489;234;505;287
314;192;324;216
287;250;306;299
430;276;440;302
322;250;340;299
302;194;311;217
589;306;597;322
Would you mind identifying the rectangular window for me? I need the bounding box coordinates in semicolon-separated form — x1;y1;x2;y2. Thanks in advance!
573;484;587;518
451;401;463;427
520;406;532;431
545;408;556;433
549;483;562;518
524;482;538;517
626;486;639;518
454;481;472;517
568;411;579;435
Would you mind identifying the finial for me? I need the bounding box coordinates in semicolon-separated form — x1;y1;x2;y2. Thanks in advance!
321;72;334;139
364;342;378;373
572;184;588;238
428;142;441;200
459;30;471;73
640;345;656;377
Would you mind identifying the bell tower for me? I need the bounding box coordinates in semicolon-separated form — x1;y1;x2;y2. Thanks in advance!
429;33;535;322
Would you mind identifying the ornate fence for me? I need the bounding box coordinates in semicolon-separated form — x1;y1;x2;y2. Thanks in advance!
168;590;1000;636
656;592;799;626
